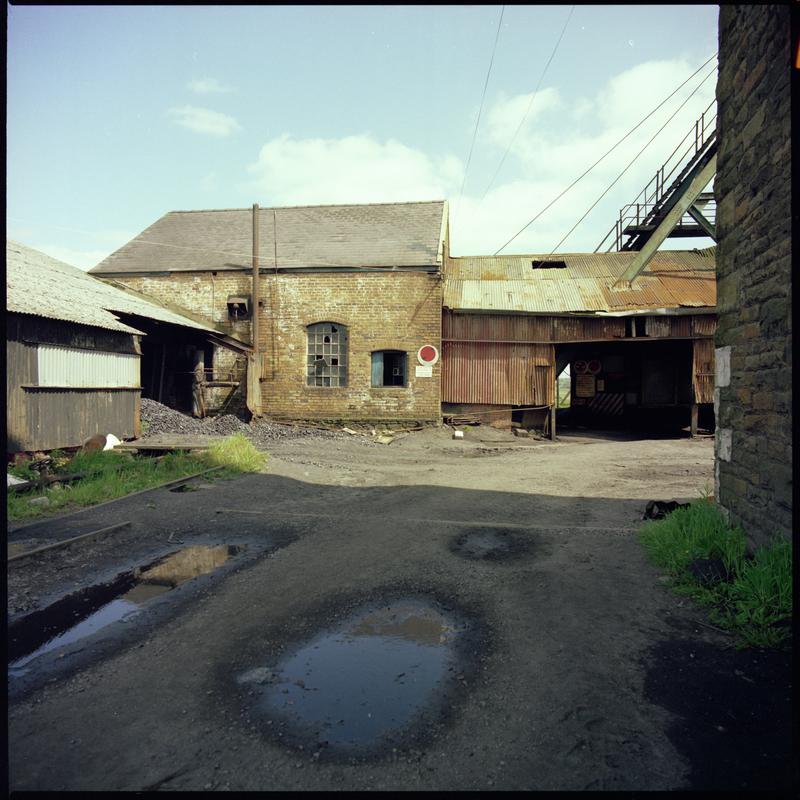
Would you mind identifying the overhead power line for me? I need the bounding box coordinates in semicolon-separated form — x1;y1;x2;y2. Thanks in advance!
547;64;717;254
457;5;505;210
480;4;575;203
493;52;718;255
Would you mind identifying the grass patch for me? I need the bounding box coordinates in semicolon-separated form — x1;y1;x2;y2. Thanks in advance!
638;497;792;649
7;435;268;521
204;433;268;473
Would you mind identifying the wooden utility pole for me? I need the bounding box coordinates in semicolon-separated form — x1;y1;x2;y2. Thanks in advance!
246;203;262;417
252;203;260;353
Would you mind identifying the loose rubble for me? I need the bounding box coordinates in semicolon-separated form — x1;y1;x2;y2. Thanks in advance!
140;399;371;448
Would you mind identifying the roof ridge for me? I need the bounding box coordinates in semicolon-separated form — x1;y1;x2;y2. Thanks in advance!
166;200;446;215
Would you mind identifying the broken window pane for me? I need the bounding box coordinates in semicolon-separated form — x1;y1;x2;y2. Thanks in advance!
307;322;348;387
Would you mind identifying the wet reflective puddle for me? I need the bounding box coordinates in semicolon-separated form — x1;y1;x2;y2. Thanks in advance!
449;528;530;561
239;599;471;754
8;544;244;674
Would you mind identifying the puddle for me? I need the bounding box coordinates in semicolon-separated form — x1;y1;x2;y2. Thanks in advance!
239;598;471;754
449;528;530;561
8;544;244;674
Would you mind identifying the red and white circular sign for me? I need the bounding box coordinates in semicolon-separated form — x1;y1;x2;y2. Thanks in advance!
417;345;439;366
573;360;588;375
587;359;602;375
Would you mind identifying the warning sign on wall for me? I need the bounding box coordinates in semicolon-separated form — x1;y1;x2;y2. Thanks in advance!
575;374;596;398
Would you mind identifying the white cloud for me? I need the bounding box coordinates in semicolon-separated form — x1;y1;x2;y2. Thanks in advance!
188;77;233;95
168;105;241;137
486;87;561;148
247;134;456;205
243;57;716;256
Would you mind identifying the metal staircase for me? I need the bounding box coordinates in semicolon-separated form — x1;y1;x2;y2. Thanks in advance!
596;99;717;253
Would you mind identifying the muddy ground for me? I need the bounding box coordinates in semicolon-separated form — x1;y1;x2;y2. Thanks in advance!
6;425;794;791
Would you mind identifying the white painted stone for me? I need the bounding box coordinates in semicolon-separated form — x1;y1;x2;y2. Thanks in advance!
717;428;733;462
715;346;731;387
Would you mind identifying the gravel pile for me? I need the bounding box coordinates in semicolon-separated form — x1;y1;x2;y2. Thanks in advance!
140;398;368;446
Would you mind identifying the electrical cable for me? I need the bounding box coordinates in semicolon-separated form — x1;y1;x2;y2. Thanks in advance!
547;64;717;254
493;52;718;255
456;5;505;210
480;4;575;203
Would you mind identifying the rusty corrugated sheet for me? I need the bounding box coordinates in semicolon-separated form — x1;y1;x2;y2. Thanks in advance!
646;317;671;338
441;340;554;406
692;338;715;404
671;316;692;338
691;315;718;336
444;249;716;313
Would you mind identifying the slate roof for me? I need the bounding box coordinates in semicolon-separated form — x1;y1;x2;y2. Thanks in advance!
6;240;218;335
89;201;448;274
443;247;716;314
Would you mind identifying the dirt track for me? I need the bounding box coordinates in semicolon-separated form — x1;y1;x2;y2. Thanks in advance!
6;426;793;791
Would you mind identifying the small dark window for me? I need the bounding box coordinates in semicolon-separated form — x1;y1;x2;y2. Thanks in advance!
371;351;407;387
227;295;250;320
635;317;648;337
531;260;567;269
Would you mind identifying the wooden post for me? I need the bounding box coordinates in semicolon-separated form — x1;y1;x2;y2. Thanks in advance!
690;403;699;437
549;404;557;441
246;203;262;418
251;203;260;354
158;343;166;403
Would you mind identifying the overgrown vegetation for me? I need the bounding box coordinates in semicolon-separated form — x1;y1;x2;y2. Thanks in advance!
7;435;268;521
205;433;268;473
639;497;792;649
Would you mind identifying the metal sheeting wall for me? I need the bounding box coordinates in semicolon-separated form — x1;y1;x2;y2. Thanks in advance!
37;345;140;388
442;340;554;406
20;388;139;451
692;338;716;404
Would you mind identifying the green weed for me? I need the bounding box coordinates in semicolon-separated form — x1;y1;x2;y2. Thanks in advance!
7;435;268;521
639;497;791;649
203;433;268;473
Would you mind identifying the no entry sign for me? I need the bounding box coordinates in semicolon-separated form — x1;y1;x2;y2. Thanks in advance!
417;345;439;366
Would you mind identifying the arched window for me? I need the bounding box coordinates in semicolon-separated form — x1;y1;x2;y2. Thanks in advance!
307;322;348;387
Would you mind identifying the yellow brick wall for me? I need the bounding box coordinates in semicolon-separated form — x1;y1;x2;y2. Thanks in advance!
113;270;443;422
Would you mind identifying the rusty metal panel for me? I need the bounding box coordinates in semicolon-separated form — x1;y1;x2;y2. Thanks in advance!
692;338;715;404
691;315;717;336
670;316;692;337
444;249;716;314
646;317;671;338
441;340;554;405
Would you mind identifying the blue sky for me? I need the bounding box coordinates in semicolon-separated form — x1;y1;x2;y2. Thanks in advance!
7;4;719;268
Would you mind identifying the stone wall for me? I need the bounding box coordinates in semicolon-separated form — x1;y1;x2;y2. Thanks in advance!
116;269;443;423
714;5;792;546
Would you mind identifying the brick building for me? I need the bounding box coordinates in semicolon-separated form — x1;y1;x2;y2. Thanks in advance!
90;201;448;425
713;4;792;547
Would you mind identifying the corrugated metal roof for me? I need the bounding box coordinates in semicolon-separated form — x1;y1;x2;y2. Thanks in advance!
90;201;448;274
444;248;715;313
6;240;218;334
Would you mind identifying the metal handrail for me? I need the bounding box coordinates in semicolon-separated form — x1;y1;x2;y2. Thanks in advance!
596;98;717;252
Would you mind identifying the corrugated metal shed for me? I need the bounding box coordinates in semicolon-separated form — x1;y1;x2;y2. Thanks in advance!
444;248;716;313
7;240;218;334
89;201;448;274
